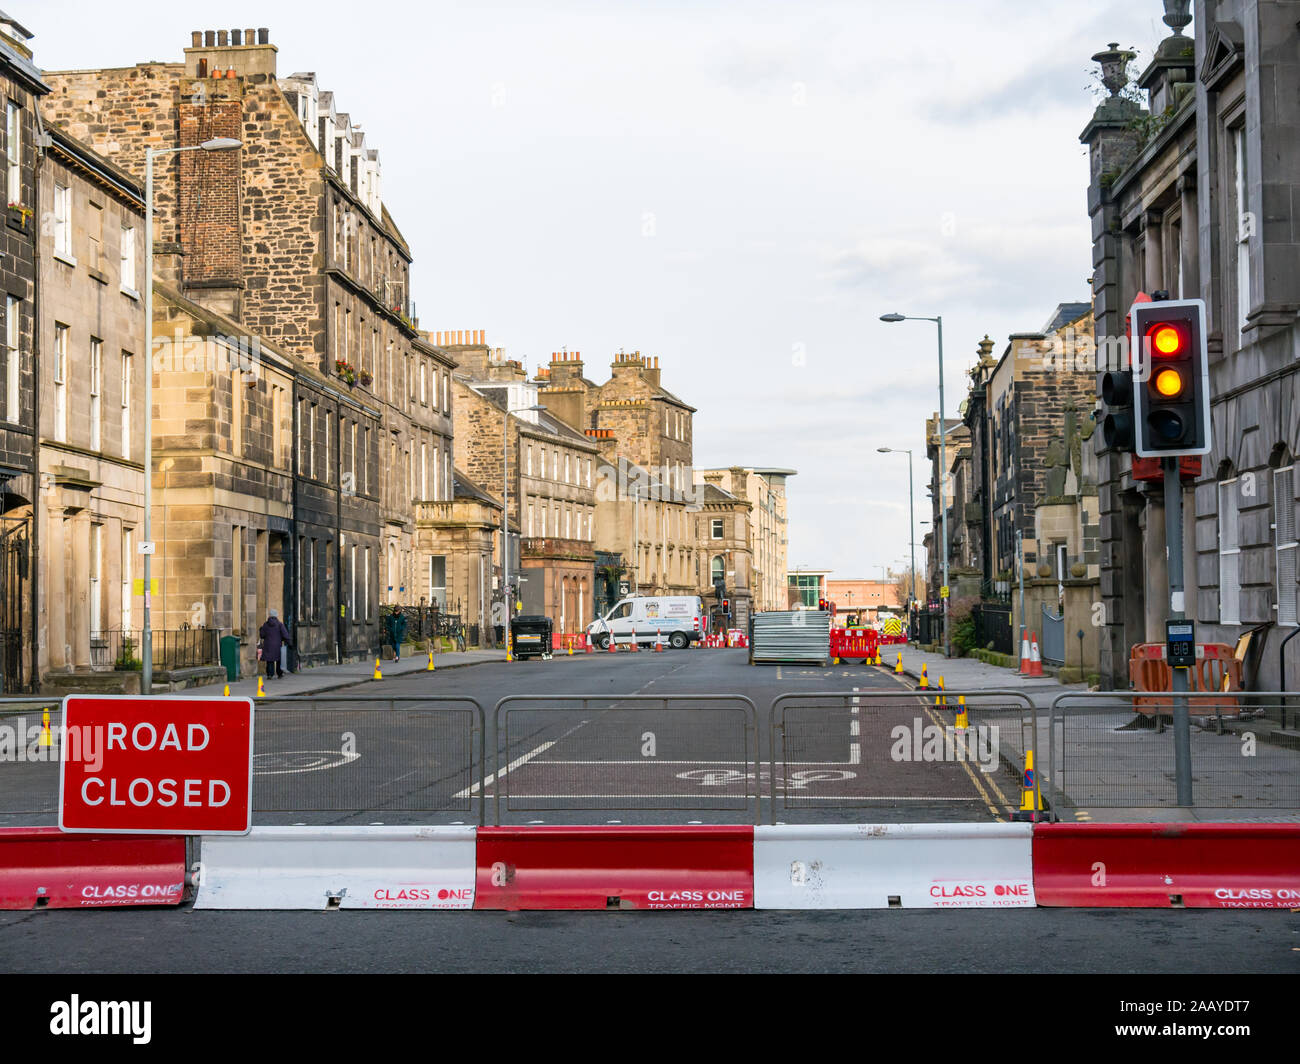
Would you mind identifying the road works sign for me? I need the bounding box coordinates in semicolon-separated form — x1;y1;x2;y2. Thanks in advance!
58;696;255;835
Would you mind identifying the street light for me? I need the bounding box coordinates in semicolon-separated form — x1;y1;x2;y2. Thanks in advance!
142;136;242;695
502;403;546;651
877;446;917;622
881;310;949;658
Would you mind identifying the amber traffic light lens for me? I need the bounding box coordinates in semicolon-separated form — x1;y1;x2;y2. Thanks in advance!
1153;368;1184;397
1152;324;1183;356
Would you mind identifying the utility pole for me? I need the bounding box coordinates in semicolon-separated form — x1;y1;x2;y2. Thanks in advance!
1165;457;1193;805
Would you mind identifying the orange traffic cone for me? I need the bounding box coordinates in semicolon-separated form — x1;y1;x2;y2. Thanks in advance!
1028;632;1044;677
607;633;617;653
1018;630;1032;675
630;627;639;652
655;629;664;652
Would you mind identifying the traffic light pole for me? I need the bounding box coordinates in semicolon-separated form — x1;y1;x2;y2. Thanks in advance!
1164;456;1193;806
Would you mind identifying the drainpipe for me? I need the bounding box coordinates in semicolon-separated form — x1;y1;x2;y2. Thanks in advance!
1281;627;1300;731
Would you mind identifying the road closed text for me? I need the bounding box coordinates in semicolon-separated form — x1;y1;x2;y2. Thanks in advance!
79;723;230;809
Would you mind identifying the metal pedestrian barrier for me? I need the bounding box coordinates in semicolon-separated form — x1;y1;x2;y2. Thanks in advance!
250;697;486;825
768;690;1040;825
492;694;760;824
1046;691;1300;812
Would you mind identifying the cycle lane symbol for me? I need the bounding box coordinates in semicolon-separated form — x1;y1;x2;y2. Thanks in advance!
676;768;855;789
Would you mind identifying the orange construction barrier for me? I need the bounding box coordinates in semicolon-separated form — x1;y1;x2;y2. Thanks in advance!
1128;643;1243;716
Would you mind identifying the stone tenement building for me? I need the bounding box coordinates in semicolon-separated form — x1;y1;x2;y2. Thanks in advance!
946;304;1103;677
1083;2;1300;690
0;15;45;691
693;473;754;629
42;28;454;670
445;332;599;634
694;465;794;613
37;124;148;691
538;349;700;605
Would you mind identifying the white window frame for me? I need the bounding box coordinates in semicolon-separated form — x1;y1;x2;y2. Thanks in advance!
89;338;101;451
120;350;132;457
1218;479;1241;626
1274;466;1297;627
5;101;19;206
120;224;136;294
53;323;67;442
1234;125;1251;349
711;517;724;540
121;528;133;632
53;183;73;261
5;295;18;424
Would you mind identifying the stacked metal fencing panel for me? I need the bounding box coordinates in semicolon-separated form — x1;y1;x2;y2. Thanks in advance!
749;611;830;664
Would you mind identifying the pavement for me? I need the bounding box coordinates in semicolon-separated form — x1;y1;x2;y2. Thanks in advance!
885;643;1086;706
180;646;510;699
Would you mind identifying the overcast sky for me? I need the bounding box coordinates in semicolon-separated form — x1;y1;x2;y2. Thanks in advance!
34;0;1172;581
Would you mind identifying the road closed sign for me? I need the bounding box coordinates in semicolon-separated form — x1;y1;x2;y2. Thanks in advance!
58;696;254;835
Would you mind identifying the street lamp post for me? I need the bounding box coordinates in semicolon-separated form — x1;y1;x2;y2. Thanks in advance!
502;403;546;657
881;312;949;657
877;446;917;621
142;137;242;695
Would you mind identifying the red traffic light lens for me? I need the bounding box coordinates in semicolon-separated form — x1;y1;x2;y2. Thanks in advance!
1150;323;1185;357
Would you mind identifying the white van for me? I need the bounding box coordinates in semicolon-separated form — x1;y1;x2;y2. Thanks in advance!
587;595;705;650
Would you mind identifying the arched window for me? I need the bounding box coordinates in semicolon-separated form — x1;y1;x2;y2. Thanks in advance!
711;556;724;583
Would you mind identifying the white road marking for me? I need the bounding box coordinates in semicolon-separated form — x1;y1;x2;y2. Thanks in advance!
455;741;554;797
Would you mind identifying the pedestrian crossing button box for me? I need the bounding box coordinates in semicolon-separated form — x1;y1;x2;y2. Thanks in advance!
1166;621;1195;668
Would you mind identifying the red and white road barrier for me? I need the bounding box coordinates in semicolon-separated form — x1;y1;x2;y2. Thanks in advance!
194;826;477;910
0;826;186;910
474;825;753;910
754;823;1035;909
11;821;1299;913
1032;823;1300;908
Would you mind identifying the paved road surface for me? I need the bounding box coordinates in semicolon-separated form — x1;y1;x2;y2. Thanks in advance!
1;905;1295;974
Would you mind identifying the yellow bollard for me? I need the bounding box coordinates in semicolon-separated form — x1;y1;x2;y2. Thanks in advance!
895;653;903;674
427;651;435;672
40;709;52;748
955;694;968;730
256;675;265;698
223;684;230;697
919;662;929;690
373;657;383;680
1014;749;1048;819
934;675;945;708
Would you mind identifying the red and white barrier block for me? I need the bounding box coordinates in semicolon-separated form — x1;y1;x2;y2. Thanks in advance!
0;826;187;910
194;826;476;910
1032;823;1300;908
754;823;1035;909
474;825;753;910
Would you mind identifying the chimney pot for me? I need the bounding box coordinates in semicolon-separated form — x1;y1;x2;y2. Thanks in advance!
258;28;269;44
205;30;216;47
231;29;242;45
191;31;202;47
246;28;256;45
218;30;229;46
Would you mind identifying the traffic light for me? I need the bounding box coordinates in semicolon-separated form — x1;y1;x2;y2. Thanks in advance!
1130;299;1211;457
1099;367;1135;452
818;598;828;612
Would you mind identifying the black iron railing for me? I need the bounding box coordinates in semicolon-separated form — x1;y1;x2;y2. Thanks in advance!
90;628;221;671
